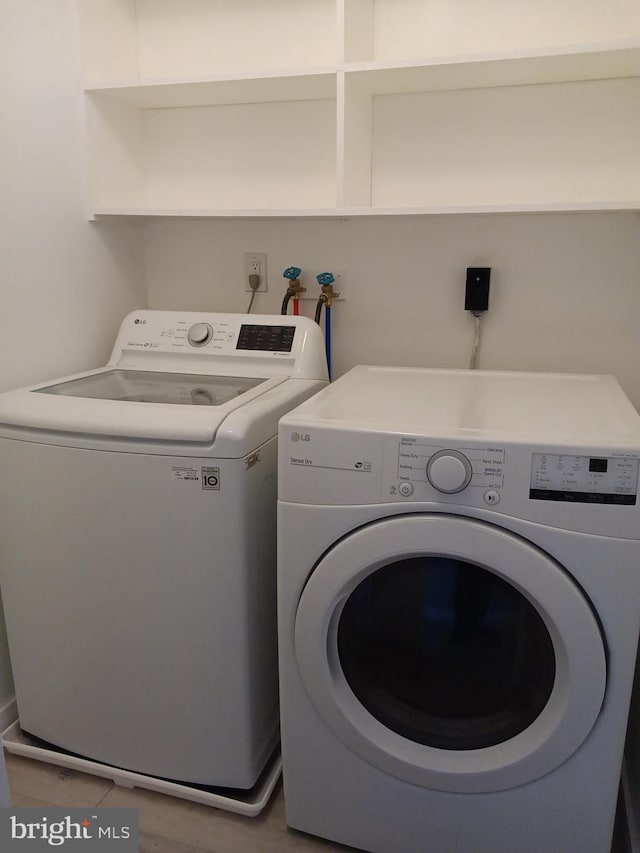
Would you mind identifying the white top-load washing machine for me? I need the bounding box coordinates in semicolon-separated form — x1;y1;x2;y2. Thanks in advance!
0;310;327;790
278;365;640;853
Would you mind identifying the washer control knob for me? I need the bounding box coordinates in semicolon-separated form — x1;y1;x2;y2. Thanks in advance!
427;450;473;494
187;322;213;347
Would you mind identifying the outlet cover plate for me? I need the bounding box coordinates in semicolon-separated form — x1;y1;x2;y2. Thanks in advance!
244;252;268;291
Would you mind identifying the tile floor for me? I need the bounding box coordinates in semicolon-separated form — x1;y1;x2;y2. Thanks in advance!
4;751;353;852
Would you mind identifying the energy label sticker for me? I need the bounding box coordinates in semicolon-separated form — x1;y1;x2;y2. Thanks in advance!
201;467;220;490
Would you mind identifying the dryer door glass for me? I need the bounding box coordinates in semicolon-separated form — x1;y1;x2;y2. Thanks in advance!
294;515;606;792
337;557;556;750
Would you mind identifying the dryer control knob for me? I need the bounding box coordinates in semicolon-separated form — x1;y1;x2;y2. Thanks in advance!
187;322;213;347
427;450;473;494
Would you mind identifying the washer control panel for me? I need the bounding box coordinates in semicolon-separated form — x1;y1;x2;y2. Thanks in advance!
116;313;299;356
109;311;328;381
530;453;639;505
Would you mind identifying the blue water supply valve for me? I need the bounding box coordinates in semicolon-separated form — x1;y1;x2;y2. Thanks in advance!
316;272;335;286
283;266;302;280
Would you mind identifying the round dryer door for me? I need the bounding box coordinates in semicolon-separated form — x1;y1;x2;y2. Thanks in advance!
294;514;606;794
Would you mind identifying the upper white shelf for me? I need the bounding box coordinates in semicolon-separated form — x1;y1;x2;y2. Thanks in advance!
343;42;640;95
91;200;640;220
86;70;337;109
85;42;640;108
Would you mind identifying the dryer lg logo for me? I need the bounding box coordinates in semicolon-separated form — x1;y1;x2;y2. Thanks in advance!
201;467;220;490
291;432;311;443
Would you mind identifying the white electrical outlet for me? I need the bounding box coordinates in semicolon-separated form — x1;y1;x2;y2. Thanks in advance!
299;270;347;300
244;252;268;292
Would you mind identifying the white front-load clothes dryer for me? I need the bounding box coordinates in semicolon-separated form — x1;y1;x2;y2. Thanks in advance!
0;311;327;790
277;365;640;853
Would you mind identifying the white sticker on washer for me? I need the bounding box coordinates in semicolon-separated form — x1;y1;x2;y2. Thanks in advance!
171;465;199;482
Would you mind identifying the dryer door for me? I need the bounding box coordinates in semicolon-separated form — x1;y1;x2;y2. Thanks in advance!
294;514;606;793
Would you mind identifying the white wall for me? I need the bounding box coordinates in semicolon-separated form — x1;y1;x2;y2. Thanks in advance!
145;212;640;404
0;0;146;724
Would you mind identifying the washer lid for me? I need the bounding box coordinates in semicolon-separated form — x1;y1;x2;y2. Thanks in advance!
37;369;265;407
0;366;287;444
0;312;328;449
294;514;606;793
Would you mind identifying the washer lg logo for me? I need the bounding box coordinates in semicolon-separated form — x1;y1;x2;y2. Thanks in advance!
201;467;220;490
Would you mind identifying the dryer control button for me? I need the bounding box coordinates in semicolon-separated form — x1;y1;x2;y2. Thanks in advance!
187;322;213;346
398;482;414;497
484;489;501;505
427;450;473;494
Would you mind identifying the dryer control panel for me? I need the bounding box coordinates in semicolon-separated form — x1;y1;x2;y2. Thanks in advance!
279;425;640;535
530;453;639;505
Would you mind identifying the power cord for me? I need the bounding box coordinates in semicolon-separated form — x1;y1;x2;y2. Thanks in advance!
246;273;260;313
469;311;483;370
465;268;490;370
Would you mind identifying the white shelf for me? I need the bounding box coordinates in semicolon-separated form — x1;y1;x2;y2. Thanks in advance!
92;208;348;219
343;42;640;95
86;70;337;109
92;200;640;221
77;1;640;218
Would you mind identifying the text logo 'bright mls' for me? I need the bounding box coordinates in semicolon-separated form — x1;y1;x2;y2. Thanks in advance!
2;808;138;850
11;816;94;845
